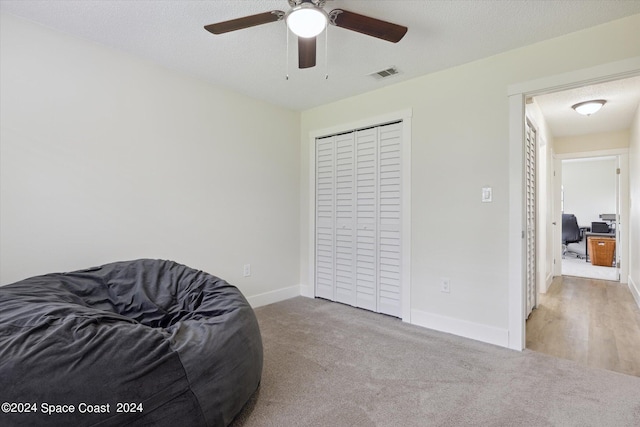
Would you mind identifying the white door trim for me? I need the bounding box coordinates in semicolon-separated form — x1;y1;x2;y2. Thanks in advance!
553;155;563;278
507;56;640;350
306;109;413;322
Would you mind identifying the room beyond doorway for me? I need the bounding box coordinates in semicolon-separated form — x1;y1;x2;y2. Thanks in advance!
560;156;619;282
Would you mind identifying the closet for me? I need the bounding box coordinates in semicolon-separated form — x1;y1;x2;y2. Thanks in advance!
315;121;403;317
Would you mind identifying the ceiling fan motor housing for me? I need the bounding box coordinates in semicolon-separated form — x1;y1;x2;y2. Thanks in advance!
288;0;327;8
286;1;329;39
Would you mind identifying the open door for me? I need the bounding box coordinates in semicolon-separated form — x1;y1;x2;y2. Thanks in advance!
615;156;621;281
553;157;563;277
525;118;537;318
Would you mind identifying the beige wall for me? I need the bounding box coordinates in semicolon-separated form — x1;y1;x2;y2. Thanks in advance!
555;130;630;154
299;15;640;343
0;13;301;302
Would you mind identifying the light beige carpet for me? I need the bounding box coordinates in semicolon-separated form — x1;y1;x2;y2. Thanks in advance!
232;296;640;426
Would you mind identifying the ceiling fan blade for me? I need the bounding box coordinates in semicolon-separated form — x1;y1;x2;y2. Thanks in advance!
298;37;317;69
204;11;284;35
330;9;407;43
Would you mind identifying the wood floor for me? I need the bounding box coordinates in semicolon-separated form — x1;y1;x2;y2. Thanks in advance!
526;275;640;377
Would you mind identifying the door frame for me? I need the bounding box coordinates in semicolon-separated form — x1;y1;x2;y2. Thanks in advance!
305;109;413;322
507;56;640;351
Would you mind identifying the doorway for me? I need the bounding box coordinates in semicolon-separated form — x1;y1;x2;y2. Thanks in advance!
558;156;619;282
507;59;640;351
518;75;639;373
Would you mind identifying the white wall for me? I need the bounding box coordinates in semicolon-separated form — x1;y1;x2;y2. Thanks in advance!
562;157;617;227
299;15;640;347
629;103;640;306
0;13;301;303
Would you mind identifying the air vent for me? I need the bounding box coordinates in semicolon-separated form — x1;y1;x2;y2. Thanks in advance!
370;66;400;80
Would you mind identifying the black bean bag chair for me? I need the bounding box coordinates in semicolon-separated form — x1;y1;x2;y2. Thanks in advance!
0;259;263;427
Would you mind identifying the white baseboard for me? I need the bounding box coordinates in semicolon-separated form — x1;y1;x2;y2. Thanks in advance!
411;309;510;348
628;275;640;310
299;283;315;298
248;285;512;348
246;285;302;308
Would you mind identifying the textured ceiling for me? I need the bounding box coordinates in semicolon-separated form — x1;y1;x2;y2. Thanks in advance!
534;76;640;138
1;0;639;136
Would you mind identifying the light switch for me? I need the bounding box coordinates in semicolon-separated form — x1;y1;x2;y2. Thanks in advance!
482;187;492;203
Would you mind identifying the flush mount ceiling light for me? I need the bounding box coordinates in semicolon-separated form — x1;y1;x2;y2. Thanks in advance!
571;99;606;116
286;2;328;38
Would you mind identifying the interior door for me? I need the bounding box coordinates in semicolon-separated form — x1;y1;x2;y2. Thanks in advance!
315;136;335;300
334;132;357;305
615;156;621;281
553;157;562;277
354;127;378;312
525;119;537;319
377;123;402;317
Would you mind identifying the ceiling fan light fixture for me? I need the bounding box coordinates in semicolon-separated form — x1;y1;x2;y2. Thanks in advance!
286;4;327;38
571;99;606;116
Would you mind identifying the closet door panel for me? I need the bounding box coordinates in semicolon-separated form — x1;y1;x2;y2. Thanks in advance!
377;123;402;317
315;136;335;300
334;133;356;305
355;128;378;311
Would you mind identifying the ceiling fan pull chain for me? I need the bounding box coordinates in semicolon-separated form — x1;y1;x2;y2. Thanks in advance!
325;24;329;80
285;24;290;80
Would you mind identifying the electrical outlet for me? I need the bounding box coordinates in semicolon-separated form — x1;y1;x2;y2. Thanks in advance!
243;264;251;277
441;278;450;293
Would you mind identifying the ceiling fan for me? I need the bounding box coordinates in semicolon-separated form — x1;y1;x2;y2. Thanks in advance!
204;0;408;69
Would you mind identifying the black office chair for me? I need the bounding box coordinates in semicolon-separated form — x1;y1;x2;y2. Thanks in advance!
562;213;586;259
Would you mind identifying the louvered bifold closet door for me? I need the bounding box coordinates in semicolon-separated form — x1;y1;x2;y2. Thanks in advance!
377;123;402;317
355;128;378;311
315;136;335;300
315;121;403;317
334;133;357;306
525;119;537;319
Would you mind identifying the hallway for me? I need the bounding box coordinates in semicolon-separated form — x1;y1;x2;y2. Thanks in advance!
526;275;640;377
